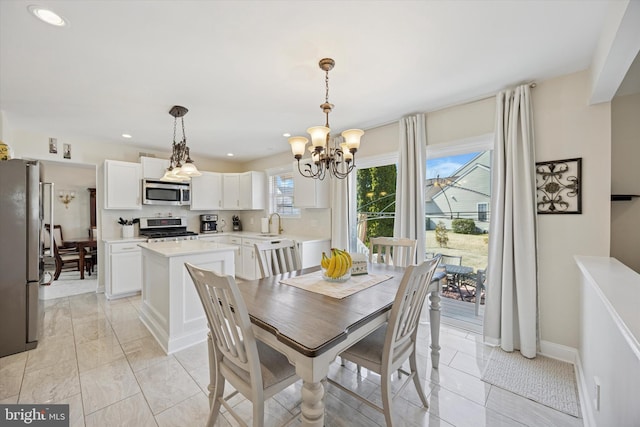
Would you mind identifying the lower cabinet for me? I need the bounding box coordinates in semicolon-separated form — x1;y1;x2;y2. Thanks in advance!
200;235;330;279
241;238;261;281
105;241;143;299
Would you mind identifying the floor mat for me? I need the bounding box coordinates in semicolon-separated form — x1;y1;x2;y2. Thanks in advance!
481;348;581;418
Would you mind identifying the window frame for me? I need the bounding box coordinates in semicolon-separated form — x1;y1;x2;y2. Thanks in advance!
266;165;300;218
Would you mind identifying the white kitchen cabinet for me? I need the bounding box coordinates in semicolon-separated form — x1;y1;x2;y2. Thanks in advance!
222;174;241;209
293;162;329;208
105;240;143;299
140;156;170;180
298;239;331;268
104;160;142;210
222;171;265;210
241;238;261;280
190;171;223;210
226;236;243;277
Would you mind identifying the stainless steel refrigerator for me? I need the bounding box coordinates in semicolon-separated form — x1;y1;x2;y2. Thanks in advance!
0;159;45;357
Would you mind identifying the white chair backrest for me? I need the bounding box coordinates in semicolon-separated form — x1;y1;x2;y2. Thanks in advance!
369;237;417;267
185;263;263;390
385;255;441;362
254;239;301;278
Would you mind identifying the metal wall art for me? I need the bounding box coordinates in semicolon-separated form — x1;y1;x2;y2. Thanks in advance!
536;157;582;214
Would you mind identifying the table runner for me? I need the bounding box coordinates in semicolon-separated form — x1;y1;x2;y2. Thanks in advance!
279;270;393;299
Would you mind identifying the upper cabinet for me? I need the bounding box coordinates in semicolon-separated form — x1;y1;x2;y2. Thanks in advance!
140;156;170;180
104;160;142;210
191;171;223;210
293;162;329;208
222;171;265;210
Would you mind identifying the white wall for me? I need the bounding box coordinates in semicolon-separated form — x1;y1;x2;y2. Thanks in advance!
534;70;611;349
9;128;243;173
610;92;640;272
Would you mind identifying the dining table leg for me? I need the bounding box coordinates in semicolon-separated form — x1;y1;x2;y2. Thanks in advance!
429;290;442;369
300;380;325;426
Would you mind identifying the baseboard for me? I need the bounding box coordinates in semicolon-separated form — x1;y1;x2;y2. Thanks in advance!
574;354;596;427
539;340;577;363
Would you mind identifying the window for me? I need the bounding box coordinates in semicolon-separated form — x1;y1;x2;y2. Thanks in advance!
268;171;300;217
477;202;488;222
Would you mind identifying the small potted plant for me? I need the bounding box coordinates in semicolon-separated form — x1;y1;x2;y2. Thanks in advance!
118;217;139;238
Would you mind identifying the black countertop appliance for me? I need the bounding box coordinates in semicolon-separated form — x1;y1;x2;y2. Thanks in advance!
232;215;242;231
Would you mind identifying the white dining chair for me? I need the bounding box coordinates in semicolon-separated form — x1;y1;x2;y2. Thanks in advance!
185;263;300;427
254;239;301;278
328;255;441;427
369;237;417;267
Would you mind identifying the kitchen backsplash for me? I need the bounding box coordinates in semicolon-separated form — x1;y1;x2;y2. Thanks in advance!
100;206;330;239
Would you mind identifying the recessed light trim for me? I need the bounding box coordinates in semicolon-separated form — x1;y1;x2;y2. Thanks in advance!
226;153;234;157
28;5;67;27
122;134;132;139
283;133;291;137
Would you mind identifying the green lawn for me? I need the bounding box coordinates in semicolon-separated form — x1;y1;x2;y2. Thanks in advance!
425;230;488;272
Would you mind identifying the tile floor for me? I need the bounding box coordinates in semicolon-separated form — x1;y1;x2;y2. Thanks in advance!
0;291;584;427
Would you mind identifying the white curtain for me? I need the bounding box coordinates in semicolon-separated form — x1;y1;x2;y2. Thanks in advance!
330;136;355;251
484;84;539;358
394;114;427;263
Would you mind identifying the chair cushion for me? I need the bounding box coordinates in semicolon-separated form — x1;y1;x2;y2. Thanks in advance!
224;340;296;389
342;324;387;367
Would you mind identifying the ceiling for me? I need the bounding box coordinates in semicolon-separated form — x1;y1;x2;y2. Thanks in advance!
0;0;630;162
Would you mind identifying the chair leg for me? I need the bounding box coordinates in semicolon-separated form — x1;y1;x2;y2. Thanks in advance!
381;372;394;427
252;401;265;427
409;351;429;408
54;262;62;280
206;336;224;427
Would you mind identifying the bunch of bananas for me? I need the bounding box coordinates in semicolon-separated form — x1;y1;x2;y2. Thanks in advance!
321;248;353;279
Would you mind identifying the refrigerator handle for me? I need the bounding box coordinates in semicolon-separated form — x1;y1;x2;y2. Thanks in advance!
42;182;54;256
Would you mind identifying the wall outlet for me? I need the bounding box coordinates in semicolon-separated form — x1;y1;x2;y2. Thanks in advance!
594;376;601;411
249;217;254;225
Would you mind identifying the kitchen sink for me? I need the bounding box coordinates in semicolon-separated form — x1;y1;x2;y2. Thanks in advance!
258;234;280;238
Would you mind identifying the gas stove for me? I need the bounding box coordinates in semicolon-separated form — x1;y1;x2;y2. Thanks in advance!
138;217;199;243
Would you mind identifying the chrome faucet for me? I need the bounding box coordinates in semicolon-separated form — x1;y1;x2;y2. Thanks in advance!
268;212;283;234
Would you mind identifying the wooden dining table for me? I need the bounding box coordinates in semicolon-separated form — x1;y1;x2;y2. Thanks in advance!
64;237;97;279
237;262;442;427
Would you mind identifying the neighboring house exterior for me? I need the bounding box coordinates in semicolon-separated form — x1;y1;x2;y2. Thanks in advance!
426;151;491;232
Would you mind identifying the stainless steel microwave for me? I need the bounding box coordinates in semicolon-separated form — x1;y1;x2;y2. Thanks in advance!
142;179;190;206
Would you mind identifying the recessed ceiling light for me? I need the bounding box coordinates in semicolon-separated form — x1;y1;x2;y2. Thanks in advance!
122;134;132;139
227;153;234;157
28;5;68;27
283;133;291;137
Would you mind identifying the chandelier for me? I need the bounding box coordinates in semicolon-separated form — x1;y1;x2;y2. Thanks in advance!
288;58;364;180
161;105;202;181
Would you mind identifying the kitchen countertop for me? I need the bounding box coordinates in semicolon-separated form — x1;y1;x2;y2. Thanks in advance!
101;232;329;244
138;240;236;257
200;231;330;243
102;237;147;244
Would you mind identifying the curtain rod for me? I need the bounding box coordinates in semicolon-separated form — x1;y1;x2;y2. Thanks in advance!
368;81;537;130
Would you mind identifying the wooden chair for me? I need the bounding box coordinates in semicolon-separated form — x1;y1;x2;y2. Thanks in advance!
52;239;93;280
44;224;75;251
254;239;301;279
369;237;417;267
328;256;441;426
185;263;300;427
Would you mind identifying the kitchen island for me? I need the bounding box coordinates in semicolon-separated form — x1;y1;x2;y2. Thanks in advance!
138;240;235;354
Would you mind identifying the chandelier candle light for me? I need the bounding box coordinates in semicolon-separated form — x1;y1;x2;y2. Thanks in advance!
161;105;202;181
288;58;364;180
